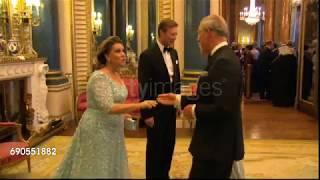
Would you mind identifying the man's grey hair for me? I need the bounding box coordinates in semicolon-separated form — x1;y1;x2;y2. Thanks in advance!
198;15;229;38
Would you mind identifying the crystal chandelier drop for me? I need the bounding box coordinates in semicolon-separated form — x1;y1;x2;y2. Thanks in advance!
240;0;265;25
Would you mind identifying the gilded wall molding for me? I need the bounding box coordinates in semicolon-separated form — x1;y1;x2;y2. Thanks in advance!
296;0;318;117
71;0;92;95
136;0;149;56
71;0;92;121
157;0;174;27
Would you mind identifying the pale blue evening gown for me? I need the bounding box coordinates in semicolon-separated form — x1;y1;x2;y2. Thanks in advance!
55;71;129;178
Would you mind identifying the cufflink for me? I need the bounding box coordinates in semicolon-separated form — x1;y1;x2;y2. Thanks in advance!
176;60;178;65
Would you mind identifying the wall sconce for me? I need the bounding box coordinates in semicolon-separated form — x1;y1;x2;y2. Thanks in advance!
125;25;137;72
126;25;134;42
150;32;155;43
126;25;134;50
93;11;102;36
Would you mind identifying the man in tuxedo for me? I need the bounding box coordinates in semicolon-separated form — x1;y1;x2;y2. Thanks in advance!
157;15;244;178
258;40;276;100
138;19;181;178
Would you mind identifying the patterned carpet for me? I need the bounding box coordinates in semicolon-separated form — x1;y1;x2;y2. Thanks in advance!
0;136;318;179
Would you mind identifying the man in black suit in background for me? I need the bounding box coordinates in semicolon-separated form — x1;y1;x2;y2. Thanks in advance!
157;15;244;178
138;19;181;179
258;40;276;100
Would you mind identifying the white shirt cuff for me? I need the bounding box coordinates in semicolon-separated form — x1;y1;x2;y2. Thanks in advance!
175;94;181;109
191;104;196;119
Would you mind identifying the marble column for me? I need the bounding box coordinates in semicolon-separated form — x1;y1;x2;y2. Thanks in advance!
222;0;237;42
264;0;275;42
279;0;291;44
273;0;282;43
210;0;222;15
228;0;236;42
57;0;72;74
136;0;148;56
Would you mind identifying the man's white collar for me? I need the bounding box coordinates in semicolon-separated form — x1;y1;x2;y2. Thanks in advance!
157;39;165;53
210;41;228;56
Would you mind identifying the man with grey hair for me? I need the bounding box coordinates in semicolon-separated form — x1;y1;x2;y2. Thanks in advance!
157;14;245;178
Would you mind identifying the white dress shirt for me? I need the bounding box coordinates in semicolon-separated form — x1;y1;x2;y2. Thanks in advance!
157;40;174;83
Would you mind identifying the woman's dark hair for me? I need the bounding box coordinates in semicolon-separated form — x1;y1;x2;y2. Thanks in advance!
97;36;123;65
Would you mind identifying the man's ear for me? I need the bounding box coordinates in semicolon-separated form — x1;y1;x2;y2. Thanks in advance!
159;29;166;37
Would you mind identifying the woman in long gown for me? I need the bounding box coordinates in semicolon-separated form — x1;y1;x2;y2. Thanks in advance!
55;36;157;178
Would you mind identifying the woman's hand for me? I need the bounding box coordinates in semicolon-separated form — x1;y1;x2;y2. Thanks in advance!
139;100;158;109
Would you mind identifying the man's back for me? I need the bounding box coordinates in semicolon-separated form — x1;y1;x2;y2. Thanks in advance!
188;46;244;162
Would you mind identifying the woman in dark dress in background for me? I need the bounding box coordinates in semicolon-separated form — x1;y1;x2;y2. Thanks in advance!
271;45;297;106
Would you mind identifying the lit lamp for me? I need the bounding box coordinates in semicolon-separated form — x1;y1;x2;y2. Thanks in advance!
125;25;137;72
126;25;134;42
240;0;265;25
150;32;155;43
93;11;102;36
126;25;134;49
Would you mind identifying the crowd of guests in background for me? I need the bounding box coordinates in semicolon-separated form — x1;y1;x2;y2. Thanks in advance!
232;40;302;107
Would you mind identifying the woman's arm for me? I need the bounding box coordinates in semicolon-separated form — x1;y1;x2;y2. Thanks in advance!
109;101;156;114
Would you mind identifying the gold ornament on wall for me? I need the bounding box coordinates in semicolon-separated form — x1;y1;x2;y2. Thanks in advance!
0;0;42;61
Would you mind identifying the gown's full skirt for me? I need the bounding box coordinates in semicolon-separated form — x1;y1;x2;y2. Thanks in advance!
55;71;129;178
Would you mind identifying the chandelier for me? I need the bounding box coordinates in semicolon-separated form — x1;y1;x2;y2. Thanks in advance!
240;0;265;25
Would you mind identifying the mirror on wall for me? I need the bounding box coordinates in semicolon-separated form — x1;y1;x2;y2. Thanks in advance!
89;0;156;76
90;0;113;70
300;0;318;103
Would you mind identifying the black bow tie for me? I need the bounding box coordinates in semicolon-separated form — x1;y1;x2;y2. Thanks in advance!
163;47;171;53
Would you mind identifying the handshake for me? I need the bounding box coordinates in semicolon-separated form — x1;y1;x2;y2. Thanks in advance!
139;93;194;119
139;93;178;109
